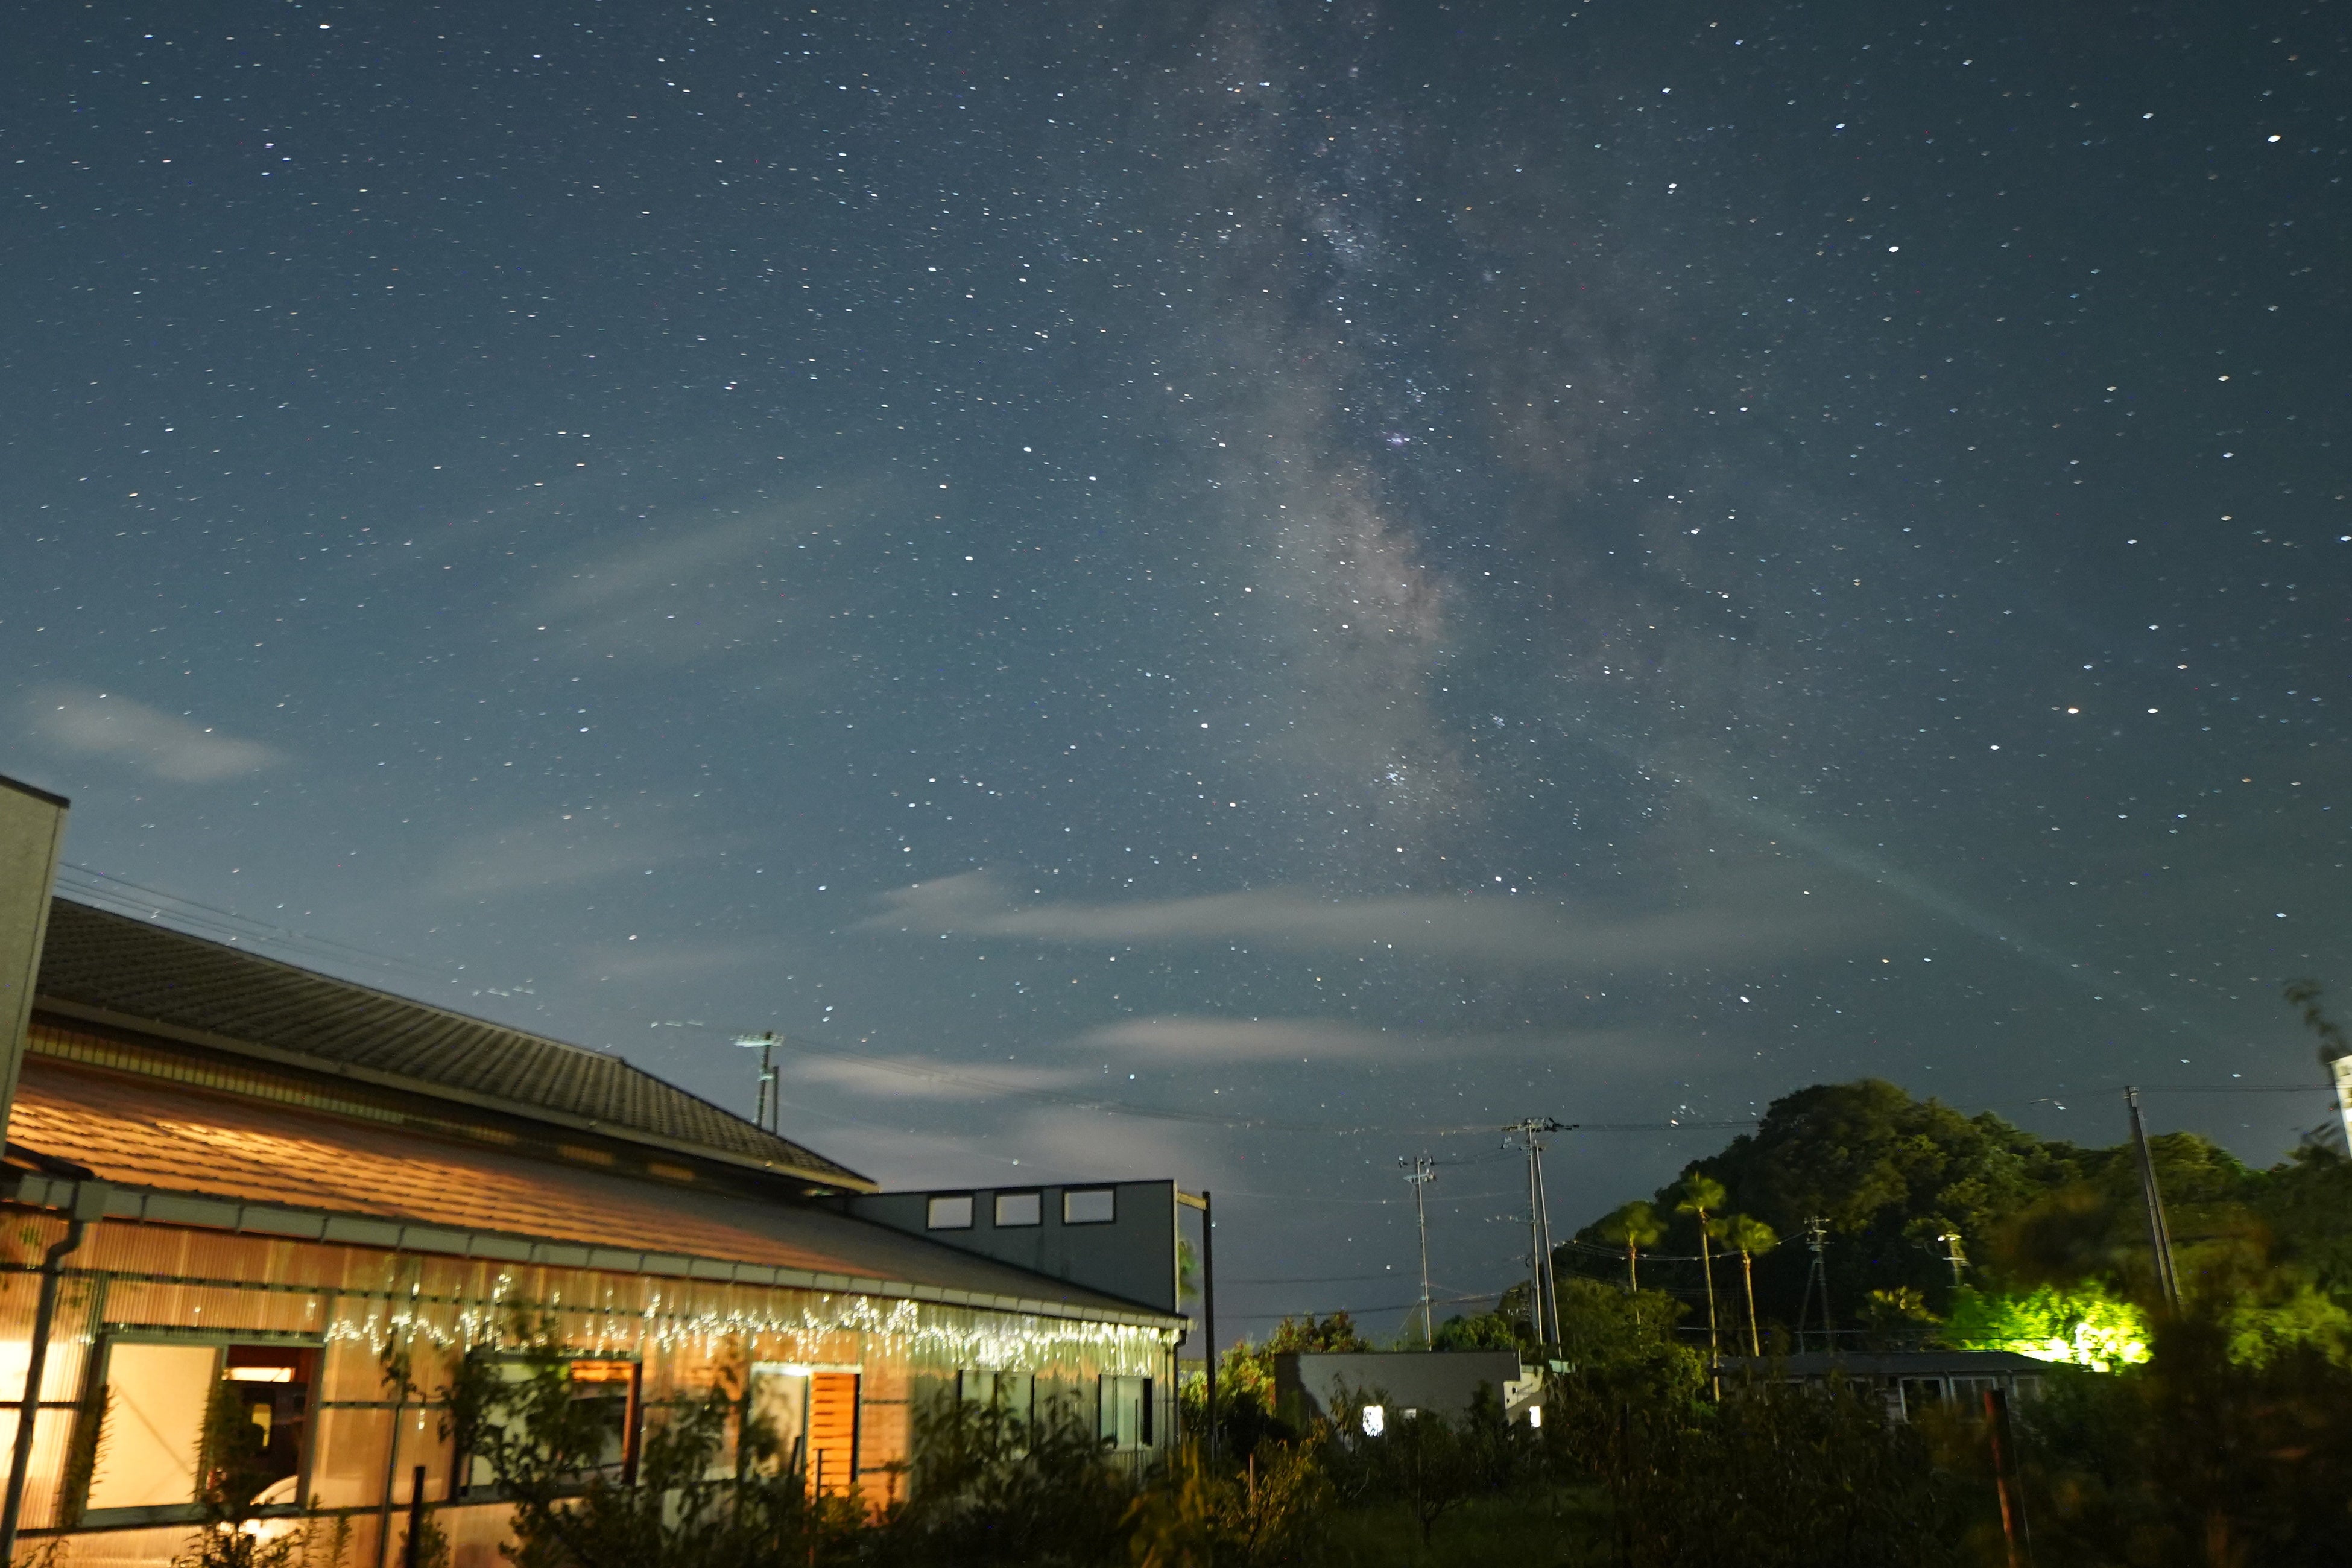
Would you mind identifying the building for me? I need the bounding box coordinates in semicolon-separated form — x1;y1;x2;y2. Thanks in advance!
1273;1350;1542;1434
1719;1350;2050;1421
0;775;1183;1567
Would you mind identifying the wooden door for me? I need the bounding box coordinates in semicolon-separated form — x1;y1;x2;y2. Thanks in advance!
808;1371;860;1496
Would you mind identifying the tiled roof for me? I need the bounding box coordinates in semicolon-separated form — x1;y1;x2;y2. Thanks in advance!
8;1057;1161;1320
33;899;867;1189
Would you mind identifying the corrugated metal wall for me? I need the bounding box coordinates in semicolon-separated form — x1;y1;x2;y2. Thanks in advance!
0;1216;1174;1566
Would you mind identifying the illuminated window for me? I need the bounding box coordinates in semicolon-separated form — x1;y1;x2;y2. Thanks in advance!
461;1356;639;1496
84;1341;318;1519
1360;1404;1386;1437
1526;1405;1543;1429
1063;1187;1116;1225
1099;1374;1152;1450
994;1190;1043;1227
959;1369;1035;1420
927;1193;975;1230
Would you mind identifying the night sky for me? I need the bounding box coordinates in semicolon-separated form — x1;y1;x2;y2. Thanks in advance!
7;1;2348;1344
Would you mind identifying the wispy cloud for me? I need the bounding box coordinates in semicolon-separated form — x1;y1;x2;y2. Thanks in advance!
779;1053;1094;1104
522;483;890;671
862;867;1875;973
28;687;281;782
1069;1016;1407;1062
427;815;706;901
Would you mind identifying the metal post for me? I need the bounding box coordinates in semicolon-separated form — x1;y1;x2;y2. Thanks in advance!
2125;1087;2182;1310
1201;1190;1216;1458
1402;1155;1435;1349
2330;1052;2352;1155
737;1032;779;1133
1502;1119;1571;1347
1799;1215;1832;1353
1532;1141;1560;1348
1178;1189;1215;1456
402;1465;426;1568
1;1181;104;1560
1984;1386;2033;1567
2284;981;2352;1152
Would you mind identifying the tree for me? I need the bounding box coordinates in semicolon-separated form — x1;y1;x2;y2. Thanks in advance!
1596;1200;1666;1292
1617;1080;2093;1323
1676;1175;1727;1355
1429;1310;1523;1352
1717;1215;1779;1356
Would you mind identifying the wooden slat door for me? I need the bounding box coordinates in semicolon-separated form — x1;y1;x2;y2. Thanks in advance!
808;1371;860;1496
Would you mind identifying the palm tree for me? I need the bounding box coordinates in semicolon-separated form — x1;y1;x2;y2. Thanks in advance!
1675;1175;1727;1355
1596;1201;1666;1291
1718;1214;1780;1356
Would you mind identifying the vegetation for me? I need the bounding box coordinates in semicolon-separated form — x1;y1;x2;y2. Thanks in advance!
170;1381;355;1568
330;1008;2352;1567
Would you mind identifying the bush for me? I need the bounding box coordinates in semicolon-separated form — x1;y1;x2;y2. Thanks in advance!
2018;1311;2352;1566
1549;1368;1973;1568
878;1388;1136;1567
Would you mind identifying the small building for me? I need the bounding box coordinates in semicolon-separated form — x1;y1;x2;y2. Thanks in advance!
1721;1350;2050;1421
0;775;1183;1567
1274;1350;1541;1434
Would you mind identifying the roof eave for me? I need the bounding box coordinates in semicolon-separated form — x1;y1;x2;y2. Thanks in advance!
0;1167;1178;1330
31;997;879;1195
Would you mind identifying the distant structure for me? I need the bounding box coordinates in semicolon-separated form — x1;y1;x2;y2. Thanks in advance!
1274;1349;1543;1433
1719;1350;2049;1423
0;774;1181;1566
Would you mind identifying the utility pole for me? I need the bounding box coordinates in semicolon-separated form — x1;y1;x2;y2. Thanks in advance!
2125;1087;2182;1311
736;1032;779;1133
1400;1155;1436;1349
1938;1227;1968;1288
1502;1118;1573;1348
2284;981;2352;1153
1797;1215;1833;1353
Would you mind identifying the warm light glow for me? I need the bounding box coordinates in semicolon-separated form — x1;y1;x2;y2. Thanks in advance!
224;1367;294;1383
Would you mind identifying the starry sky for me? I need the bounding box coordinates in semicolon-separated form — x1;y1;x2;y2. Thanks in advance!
5;1;2348;1344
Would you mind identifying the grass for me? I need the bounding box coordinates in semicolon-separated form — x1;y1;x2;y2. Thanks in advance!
1312;1487;1609;1567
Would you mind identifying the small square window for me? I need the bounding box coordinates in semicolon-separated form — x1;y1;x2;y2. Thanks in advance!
994;1190;1043;1227
1063;1187;1116;1225
927;1193;975;1230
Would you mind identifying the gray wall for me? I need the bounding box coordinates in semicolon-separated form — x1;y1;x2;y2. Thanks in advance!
1275;1350;1526;1427
841;1180;1178;1314
0;776;68;1145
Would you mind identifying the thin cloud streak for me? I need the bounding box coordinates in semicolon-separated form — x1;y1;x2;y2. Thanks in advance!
28;687;282;782
862;867;1871;973
1070;1016;1404;1061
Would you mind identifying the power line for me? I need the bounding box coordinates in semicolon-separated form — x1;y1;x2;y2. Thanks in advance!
55;868;451;985
1217;1289;1501;1323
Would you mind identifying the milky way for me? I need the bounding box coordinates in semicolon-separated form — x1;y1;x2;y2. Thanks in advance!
5;2;2347;1342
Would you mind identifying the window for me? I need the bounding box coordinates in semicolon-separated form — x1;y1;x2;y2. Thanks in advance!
1098;1374;1152;1450
747;1363;810;1478
1950;1376;1998;1406
1897;1377;1946;1418
1360;1404;1386;1437
744;1364;859;1494
461;1355;639;1496
84;1339;318;1519
1063;1187;1116;1225
926;1193;975;1230
1526;1405;1543;1429
994;1190;1043;1227
958;1369;1035;1421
